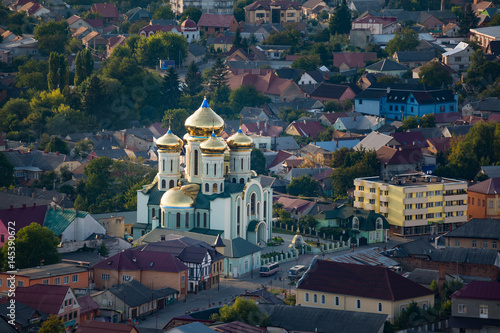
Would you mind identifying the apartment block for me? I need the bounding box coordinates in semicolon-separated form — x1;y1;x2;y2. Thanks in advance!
353;173;467;236
170;0;234;15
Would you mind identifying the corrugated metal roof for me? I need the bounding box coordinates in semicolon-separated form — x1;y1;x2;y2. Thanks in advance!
43;207;89;236
329;247;400;268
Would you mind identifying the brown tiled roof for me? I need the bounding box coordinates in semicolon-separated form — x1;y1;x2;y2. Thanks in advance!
0;205;47;233
245;1;302;11
309;83;353;100
333;52;377;69
67;15;81;25
77;295;99;316
91;2;119;19
469;177;500;195
298;260;434;301
227;69;297;97
288;121;324;139
376;146;423;165
76;320;137;333
426;137;452;152
15;285;71;315
451;281;500;301
268;150;294;168
93;248;188;272
198;14;236;28
276;196;315;214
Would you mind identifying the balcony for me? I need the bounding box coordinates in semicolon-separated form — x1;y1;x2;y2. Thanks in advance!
364;203;374;211
380;185;389;191
404;208;427;215
444;215;467;223
380;206;388;213
404;197;427;204
365;192;376;200
444;194;467;202
403;219;428;227
444;205;466;213
380;195;388;202
354;191;363;197
354;201;362;208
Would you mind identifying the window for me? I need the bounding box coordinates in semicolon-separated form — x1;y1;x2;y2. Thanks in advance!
359;99;363;105
480;305;488;318
335;296;339;306
472;240;477;248
321;295;326;304
69;299;72;305
161;179;166;189
478;199;481;207
426;213;434;219
43;279;48;284
352;217;359;229
416;203;423;209
369;199;375;204
18;281;23;287
63;276;69;284
458;304;467;314
185;212;189;228
426;191;433;197
378;302;383;312
434;190;442;196
264;201;267;218
305;293;309;302
54;278;60;285
214;163;217;176
370;188;376;193
416;214;423;220
405;193;412;198
493;241;497;249
251;193;256;215
356;299;361;309
415;192;423;198
213;183;217;193
483;240;488;248
435;202;443;207
472;197;475;205
405;215;413;220
358;186;364;191
313;294;318;303
204;213;207;228
426;202;434;208
489;200;494;209
205;183;209;192
389;105;393;111
405;204;412;209
194;150;199;175
197;212;200;227
176;213;181;228
455;239;460;246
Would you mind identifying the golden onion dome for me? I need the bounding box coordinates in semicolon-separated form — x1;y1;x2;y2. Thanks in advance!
227;128;254;150
156;128;183;151
185;98;225;137
160;184;199;207
200;132;227;154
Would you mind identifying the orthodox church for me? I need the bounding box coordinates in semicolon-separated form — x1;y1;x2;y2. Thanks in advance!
136;99;273;244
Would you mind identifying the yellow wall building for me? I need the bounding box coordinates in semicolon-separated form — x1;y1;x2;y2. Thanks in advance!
353;173;467;236
244;1;302;24
296;259;435;322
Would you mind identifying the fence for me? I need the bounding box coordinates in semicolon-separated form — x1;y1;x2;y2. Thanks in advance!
261;249;299;266
272;221;356;245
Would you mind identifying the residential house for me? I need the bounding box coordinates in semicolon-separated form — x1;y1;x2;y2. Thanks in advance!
333;52;377;72
302;0;327;19
393;51;436;69
113;127;155;151
467;178;500;219
365;59;409;78
15;284;81;329
445;218;500;250
275;196;316;220
197;14;238;35
0;38;38;57
308;83;357;104
259;175;287;193
169;0;234;15
450;281;500;333
397;236;500;278
240;107;269;121
82;31;108;49
131;236;225;293
77;321;139;333
314;139;364;153
273;136;300;152
0;204;47;247
412;59;456;80
349;28;373;49
77;295;99;322
8;0;35;11
124;7;152;22
67;15;103;33
139;24;180;37
259;304;388;333
300;143;333;166
256;44;290;59
315;206;390;244
470;26;500;50
244;1;302;24
285;120;324;139
349;0;384;13
227;69;303;102
241;120;282;137
43;206;106;242
92;280;178;321
211;34;234;52
0;300;47;332
296;260;434;322
134;228;262;278
354;131;401;151
1;30;18;44
355;83;459;120
0;262;90;295
93;248;188;298
298;70;325;85
266;98;324;117
186;43;207;64
477;166;500;179
376;146;424;177
267;150;297;174
442;42;472;70
319;112;349;126
18;2;50;17
426;137;452;155
107;35;126;57
352;16;398;35
333;115;385;133
421;14;444;32
91;2;119;24
463;97;500;117
354;173;468;236
441;125;473;138
472;0;495;15
275;67;304;81
443;22;459;37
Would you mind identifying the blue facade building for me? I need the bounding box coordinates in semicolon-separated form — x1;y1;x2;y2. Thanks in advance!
355;83;459;120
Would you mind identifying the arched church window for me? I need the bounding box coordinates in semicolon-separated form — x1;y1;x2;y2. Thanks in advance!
205;183;209;193
214;163;217;176
204;213;207;228
169;180;174;189
170;160;173;172
264;200;267;218
241;158;244;170
185;212;189;228
162;179;166;189
240;178;244;184
152;208;155;218
197;212;200;227
212;183;217;193
176;213;181;228
251;193;256;215
162;160;165;172
194;150;199;176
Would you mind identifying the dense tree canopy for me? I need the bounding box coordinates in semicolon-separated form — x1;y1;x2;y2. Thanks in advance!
385;28;419;55
180;7;203;23
329;0;352;35
153;5;175;19
74;49;94;87
135;32;188;67
34;21;69;55
229;86;270;113
251;148;267;175
0;152;14;188
211;297;270;326
418;61;453;88
287;175;322;197
458;3;478;36
184;61;204;96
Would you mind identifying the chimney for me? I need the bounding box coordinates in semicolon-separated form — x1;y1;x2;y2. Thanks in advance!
264;121;268;132
257;120;260;129
336;140;339;148
387;87;391;94
303;119;306;124
22;204;26;209
9;205;13;210
33;203;36;207
56;151;59;155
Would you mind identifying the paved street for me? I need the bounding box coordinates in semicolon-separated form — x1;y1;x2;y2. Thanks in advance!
136;232;408;330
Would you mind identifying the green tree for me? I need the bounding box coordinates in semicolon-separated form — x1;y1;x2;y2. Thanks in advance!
0;223;60;270
82;74;105;120
263;27;301;48
74;49;94;86
0;152;14;188
229;86;270;113
39;315;65;333
209;57;229;91
287;175;321;197
183;61;204;96
47;52;69;91
40;136;70;155
15;59;49;90
328;0;352;35
73;138;96;158
153;5;175;19
66;37;84;54
458;3;479;36
418;61;453;88
385;28;419;56
464;50;500;93
251;147;266;175
98;242;109;256
490;13;500;27
298;215;318;229
162;67;182;110
211;297;270;326
233;28;242;48
291;55;321;71
34;21;69;55
233;0;253;22
162;108;190;136
419;114;436;128
180;7;203;23
0;98;30;133
74;157;113;213
136;32;188;67
400;116;419;130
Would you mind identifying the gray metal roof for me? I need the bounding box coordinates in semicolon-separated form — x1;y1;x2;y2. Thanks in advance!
480;165;500;178
445;219;500;239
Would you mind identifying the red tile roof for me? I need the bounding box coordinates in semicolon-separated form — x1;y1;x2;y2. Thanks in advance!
468;177;500;195
67;15;81;25
276;196;315;214
433;112;462;124
77;295;99;316
227;69;298;97
488;114;500;123
198;14;236;28
91;2;119;19
288;121;324;139
298;260;434;301
268;150;294;169
84;18;104;28
376;146;423;165
76;320;137;333
0;205;47;233
93;248;188;273
15;285;71;315
311;168;334;181
333;52;377;69
426;137;452;152
451;281;500;301
321;112;348;125
241;122;283;137
108;35;126;48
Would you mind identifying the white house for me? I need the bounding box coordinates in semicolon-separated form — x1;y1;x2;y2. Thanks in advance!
44;206;107;242
442;42;472;71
